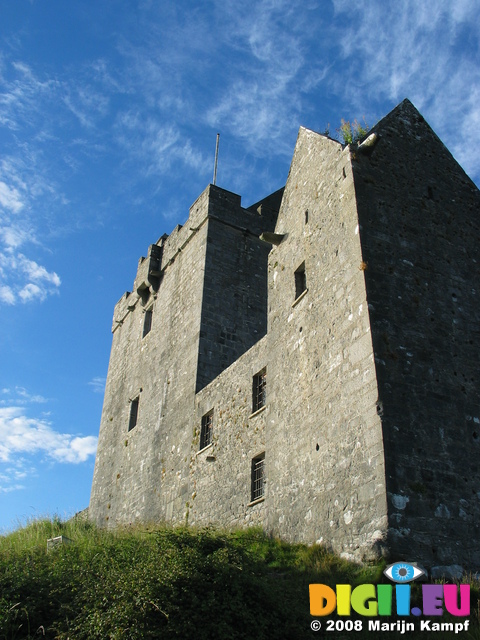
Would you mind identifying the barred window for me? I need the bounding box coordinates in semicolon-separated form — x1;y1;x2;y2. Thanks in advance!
251;453;265;501
142;308;153;337
128;397;139;431
252;368;266;413
200;410;213;450
294;261;307;299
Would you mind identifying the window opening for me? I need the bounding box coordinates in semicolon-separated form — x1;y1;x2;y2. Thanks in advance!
252;368;266;413
128;397;139;431
294;261;307;299
251;453;265;501
200;410;213;450
143;308;153;337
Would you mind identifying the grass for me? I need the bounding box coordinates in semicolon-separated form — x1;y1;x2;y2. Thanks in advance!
0;517;478;639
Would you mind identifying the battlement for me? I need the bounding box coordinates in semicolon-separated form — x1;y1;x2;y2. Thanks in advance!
112;184;282;334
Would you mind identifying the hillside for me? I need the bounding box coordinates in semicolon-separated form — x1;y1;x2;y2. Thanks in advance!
0;518;477;639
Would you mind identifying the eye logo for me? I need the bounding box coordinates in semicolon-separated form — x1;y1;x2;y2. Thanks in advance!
384;562;425;583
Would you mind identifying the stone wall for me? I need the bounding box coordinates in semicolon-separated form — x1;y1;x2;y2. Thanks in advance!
89;184;281;528
264;128;387;560
189;337;269;529
195;188;281;391
89;207;208;525
353;99;480;567
90;99;480;569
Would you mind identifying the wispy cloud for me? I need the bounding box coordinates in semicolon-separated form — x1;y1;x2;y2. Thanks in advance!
0;60;60;131
0;388;98;493
115;114;209;177
0;387;97;470
63;85;110;130
0;406;98;464
0;387;48;405
0;180;24;212
0;457;29;494
0;63;65;306
205;0;315;154
0;251;61;305
88;377;106;394
0;56;119;307
331;0;480;182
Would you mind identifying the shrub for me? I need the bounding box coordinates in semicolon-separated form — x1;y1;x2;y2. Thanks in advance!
337;118;369;145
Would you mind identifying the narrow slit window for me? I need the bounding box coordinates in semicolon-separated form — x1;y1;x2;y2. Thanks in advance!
251;453;265;501
294;261;307;299
200;410;213;450
252;368;266;413
128;397;139;431
143;308;153;337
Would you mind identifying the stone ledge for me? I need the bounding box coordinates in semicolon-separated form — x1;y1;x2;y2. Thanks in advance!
292;288;308;308
247;497;265;508
249;405;266;419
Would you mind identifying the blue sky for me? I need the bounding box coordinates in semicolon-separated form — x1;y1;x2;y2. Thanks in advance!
1;0;479;532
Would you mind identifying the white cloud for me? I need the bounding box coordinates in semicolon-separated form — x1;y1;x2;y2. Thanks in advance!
63;87;109;130
88;377;106;394
18;254;61;287
0;180;24;212
18;283;46;303
15;387;48;404
0;406;98;465
0;251;61;305
53;435;99;464
0;152;62;307
204;0;308;152
331;0;480;182
0;483;26;494
0;386;97;494
0;225;30;249
115;115;209;176
0;285;15;305
0;387;49;410
0;462;28;494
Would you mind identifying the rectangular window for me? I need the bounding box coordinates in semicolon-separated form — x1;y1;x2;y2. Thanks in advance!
294;261;307;299
251;453;265;501
200;410;213;450
142;308;153;337
128;397;139;431
252;368;266;413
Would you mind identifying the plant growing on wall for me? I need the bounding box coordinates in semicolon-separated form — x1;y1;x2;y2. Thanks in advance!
337;118;369;145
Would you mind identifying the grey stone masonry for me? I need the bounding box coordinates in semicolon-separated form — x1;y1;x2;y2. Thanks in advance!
353;99;480;568
90;99;480;569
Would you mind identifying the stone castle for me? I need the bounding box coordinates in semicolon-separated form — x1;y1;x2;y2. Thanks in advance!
89;99;480;570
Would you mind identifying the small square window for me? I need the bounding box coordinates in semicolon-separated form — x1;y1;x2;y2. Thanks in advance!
143;308;153;337
294;261;307;299
128;397;139;431
200;410;213;450
252;368;266;413
251;453;265;501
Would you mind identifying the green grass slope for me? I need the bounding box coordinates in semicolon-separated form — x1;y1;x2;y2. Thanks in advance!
0;518;478;639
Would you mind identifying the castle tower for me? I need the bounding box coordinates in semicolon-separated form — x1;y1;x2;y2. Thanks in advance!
89;185;280;525
353;100;480;567
263;126;387;561
90;100;480;569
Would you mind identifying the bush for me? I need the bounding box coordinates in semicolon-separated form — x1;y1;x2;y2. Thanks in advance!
337;118;369;145
1;519;478;639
